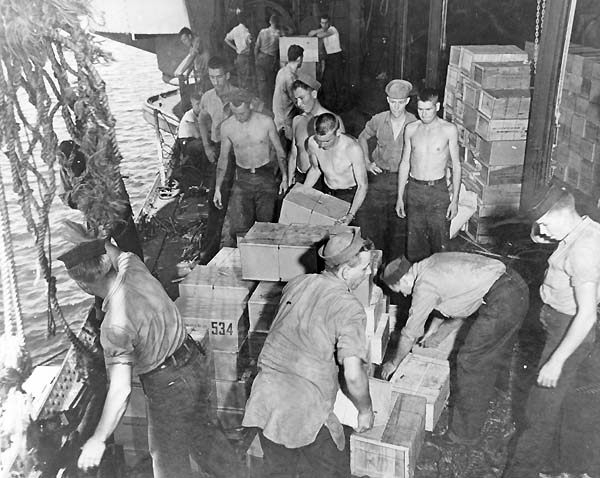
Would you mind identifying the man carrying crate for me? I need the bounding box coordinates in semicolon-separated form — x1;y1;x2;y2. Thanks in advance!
243;231;374;477
381;252;529;446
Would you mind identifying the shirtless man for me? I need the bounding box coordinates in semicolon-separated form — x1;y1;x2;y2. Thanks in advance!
287;75;344;187
396;87;460;262
214;90;287;239
304;113;367;226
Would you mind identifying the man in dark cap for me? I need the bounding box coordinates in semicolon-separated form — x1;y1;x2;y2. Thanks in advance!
243;230;374;477
358;79;418;261
381;252;529;446
504;184;600;478
213;89;287;240
396;87;461;262
59;236;241;478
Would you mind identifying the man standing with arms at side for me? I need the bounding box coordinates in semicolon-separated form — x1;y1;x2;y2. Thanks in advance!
503;185;600;478
287;75;344;186
213;90;287;240
243;231;374;477
197;57;240;263
304;113;367;226
308;14;344;110
61;235;242;478
380;252;529;446
224;9;253;89
396;87;461;263
272;44;304;147
358;79;417;262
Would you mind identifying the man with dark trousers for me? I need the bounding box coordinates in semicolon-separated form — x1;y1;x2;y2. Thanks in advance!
504;185;600;478
197;57;240;263
243;231;374;477
381;252;529;446
358;79;417;262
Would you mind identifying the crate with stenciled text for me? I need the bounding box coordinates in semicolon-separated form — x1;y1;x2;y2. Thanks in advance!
478;89;531;120
471;61;530;89
248;281;284;333
350;393;427;478
175;296;249;351
390;353;450;431
456;45;528;75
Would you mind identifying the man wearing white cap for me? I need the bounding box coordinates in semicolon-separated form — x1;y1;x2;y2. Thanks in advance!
358;79;417;261
287;74;344;186
243;230;374;477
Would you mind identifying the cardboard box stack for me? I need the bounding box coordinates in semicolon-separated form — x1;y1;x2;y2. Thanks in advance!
176;247;258;429
550;43;600;203
445;45;531;243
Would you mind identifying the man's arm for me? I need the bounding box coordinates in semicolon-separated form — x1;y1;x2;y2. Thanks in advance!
343;356;374;433
395;127;413;218
308;27;335;39
358;121;382;175
224;32;237;52
303;140;323;188
381;335;415;380
446;124;461;220
197;109;217;163
287;119;299;186
78;363;132;470
213;131;233;209
338;143;368;225
267;119;289;193
254;31;262;58
538;281;598;388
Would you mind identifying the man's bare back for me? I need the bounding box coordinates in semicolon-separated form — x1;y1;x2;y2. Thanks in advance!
221;111;274;169
406;117;456;180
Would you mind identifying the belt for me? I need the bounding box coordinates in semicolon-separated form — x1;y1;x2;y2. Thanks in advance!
236;163;273;175
140;335;199;379
408;176;445;186
379;168;397;174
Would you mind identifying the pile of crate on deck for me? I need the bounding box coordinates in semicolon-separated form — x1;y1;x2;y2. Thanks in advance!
444;45;532;244
550;43;600;203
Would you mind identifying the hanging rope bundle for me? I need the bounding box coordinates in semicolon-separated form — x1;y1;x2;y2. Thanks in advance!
0;0;129;346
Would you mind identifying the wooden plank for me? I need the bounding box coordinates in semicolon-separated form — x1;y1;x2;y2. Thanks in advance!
390;354;450;431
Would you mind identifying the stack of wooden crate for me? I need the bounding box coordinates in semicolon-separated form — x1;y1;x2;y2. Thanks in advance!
551;44;600;202
445;45;531;243
176;247;258;429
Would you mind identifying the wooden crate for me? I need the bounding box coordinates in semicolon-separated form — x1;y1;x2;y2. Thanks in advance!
462;173;522;205
478;89;531;120
413;320;463;361
279;36;319;63
457;45;528;74
463;155;523;185
369;312;390;365
334;377;393;428
365;285;386;336
390;354;450;431
239;223;287;280
248;331;268;359
350;393;426;478
207;247;241;269
462;104;478;131
175;297;249;351
462;80;481;108
211;339;251;380
471;136;526;166
248;281;284;333
472;61;530;89
178;265;257;302
279;183;351;225
475;114;528;141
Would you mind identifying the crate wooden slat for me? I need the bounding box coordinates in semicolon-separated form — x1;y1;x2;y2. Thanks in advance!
390;354;450;431
478;88;531;120
463;155;524;186
369;312;390;365
350;393;426;478
462;80;481;108
248;281;285;333
471;61;530;89
462;104;478;131
475;114;528;141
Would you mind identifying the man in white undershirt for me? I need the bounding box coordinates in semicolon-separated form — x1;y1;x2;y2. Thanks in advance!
357;79;417;261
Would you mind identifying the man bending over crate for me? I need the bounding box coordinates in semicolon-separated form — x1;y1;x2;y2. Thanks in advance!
213;89;287;240
303;113;368;226
59;226;242;478
396;87;461;262
243;231;374;477
381;252;529;446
